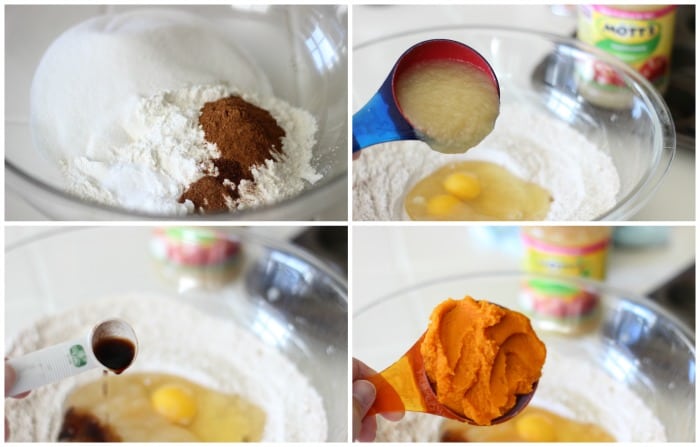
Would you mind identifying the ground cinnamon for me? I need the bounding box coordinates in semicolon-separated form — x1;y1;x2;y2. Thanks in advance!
58;407;122;442
179;95;285;213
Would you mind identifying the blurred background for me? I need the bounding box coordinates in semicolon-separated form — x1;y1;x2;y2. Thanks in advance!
353;225;694;330
5;226;347;279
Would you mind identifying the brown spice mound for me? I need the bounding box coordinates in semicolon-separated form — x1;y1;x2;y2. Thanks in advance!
57;407;122;442
179;95;285;213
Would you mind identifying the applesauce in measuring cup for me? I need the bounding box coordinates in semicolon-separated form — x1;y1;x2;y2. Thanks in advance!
395;59;499;153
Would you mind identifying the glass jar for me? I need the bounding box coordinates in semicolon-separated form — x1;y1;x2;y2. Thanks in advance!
520;226;612;334
576;5;677;109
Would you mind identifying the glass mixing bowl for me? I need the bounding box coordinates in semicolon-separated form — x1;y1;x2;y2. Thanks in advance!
5;227;347;441
353;27;675;220
5;5;347;220
354;271;695;441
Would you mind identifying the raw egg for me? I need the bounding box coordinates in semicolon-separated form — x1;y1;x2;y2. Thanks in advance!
59;372;265;441
405;160;552;221
440;406;614;442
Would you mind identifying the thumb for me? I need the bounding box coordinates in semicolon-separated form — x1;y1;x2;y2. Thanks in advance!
5;364;16;395
352;380;376;440
353;380;376;418
5;363;28;399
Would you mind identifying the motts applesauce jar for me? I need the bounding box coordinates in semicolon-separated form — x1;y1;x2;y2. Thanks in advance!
520;226;612;333
576;5;676;108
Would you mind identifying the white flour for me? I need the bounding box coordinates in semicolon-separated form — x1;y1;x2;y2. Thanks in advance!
63;84;319;215
30;9;320;215
353;104;620;221
376;349;666;442
5;294;327;442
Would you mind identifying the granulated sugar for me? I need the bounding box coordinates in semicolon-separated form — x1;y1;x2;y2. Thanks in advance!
353;104;620;221
5;294;327;442
31;9;269;162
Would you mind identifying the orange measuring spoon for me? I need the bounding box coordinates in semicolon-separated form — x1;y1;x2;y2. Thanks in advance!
365;333;537;425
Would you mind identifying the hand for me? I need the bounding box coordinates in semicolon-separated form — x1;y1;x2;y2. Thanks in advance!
5;362;29;441
352;358;376;441
352;358;403;442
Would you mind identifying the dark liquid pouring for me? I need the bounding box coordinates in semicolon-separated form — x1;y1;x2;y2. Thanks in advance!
93;337;136;374
102;370;109;425
94;337;135;427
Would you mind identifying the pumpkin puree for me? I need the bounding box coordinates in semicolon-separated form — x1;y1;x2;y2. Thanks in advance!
421;296;546;425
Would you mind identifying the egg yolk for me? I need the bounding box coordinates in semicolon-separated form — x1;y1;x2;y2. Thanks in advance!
442;172;481;200
440;405;615;442
151;384;198;426
426;194;462;216
515;412;557;441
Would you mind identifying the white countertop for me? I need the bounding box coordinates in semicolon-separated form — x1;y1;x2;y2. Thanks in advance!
352;225;694;312
4;225;311;340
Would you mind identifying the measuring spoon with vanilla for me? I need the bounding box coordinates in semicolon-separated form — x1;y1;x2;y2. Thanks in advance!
6;319;138;396
352;39;500;154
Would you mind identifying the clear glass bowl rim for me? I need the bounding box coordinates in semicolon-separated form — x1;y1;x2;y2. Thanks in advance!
5;226;348;295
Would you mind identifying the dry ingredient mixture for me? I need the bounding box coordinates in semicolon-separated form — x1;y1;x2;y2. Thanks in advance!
353;104;620;221
375;349;666;442
4;294;327;442
63;84;318;215
30;10;320;216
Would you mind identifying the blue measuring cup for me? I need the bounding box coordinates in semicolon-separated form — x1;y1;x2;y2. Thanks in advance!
352;39;500;153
